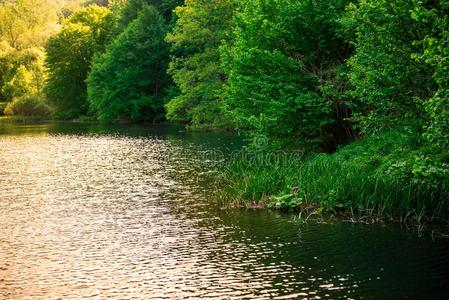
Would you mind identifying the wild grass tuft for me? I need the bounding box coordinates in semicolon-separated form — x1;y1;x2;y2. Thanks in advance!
215;131;449;225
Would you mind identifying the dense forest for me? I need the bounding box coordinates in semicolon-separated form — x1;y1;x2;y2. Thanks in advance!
1;0;448;221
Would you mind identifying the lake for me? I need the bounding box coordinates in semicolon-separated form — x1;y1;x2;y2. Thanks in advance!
1;123;448;299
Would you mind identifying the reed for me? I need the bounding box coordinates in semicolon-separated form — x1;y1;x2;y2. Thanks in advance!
214;131;449;225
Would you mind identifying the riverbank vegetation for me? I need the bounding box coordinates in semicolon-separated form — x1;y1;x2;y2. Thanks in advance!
216;131;449;225
0;0;448;222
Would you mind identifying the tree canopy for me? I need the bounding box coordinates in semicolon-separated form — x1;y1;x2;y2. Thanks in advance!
222;0;352;149
165;0;235;128
0;0;60;50
87;5;169;121
45;5;115;118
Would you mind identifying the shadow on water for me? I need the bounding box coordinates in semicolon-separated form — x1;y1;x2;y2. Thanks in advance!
0;122;449;299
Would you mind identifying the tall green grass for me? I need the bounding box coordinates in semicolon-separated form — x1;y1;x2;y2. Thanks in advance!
215;131;449;224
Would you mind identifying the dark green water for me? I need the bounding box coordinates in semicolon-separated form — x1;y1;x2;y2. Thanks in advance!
0;123;448;299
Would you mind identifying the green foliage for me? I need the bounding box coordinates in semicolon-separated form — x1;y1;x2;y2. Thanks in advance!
2;51;46;100
0;47;46;103
165;0;235;127
2;65;36;99
45;5;115;119
214;0;449;220
117;0;155;28
117;0;182;28
217;131;449;222
0;0;59;110
3;94;50;116
412;1;449;150
0;0;60;50
343;0;436;134
87;5;169;121
404;1;449;188
222;0;352;149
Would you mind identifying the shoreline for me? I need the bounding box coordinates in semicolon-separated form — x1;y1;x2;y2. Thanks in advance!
0;116;235;132
212;131;449;232
218;200;449;235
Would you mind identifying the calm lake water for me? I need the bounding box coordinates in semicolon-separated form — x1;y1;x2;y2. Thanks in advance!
1;123;449;299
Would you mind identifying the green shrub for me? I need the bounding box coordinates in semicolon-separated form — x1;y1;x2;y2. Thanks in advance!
3;94;50;116
215;131;449;223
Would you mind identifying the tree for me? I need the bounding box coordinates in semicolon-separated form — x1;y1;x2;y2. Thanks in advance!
0;0;61;111
165;0;235;127
61;1;110;17
116;0;182;29
412;1;449;150
222;0;351;149
0;42;17;102
45;5;115;118
0;46;46;102
87;5;169;121
344;0;436;134
4;48;46;98
0;46;48;116
0;0;60;50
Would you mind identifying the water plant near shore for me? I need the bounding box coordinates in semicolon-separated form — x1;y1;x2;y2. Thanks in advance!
214;131;449;226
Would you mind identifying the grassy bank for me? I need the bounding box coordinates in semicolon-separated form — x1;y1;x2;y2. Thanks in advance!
215;131;449;226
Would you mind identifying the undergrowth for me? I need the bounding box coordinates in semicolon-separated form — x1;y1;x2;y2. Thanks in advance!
215;131;449;226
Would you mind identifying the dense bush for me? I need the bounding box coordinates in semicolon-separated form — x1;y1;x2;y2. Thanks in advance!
413;1;449;150
216;131;449;222
3;94;50;116
222;0;353;149
343;0;436;134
